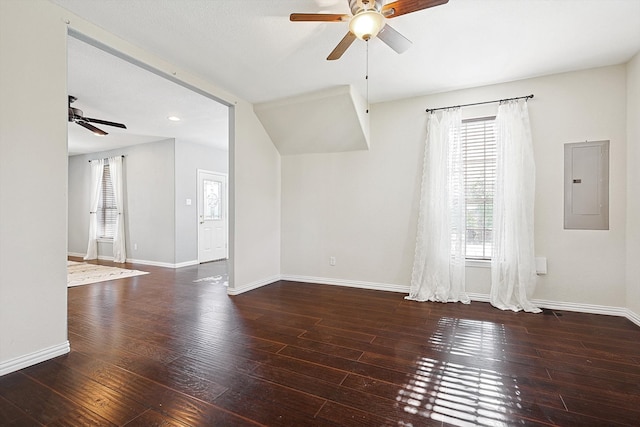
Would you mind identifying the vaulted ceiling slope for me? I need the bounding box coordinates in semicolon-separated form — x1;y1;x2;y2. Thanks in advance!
52;0;640;105
254;86;370;155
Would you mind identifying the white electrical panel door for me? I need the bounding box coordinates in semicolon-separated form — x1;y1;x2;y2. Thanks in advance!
564;140;609;230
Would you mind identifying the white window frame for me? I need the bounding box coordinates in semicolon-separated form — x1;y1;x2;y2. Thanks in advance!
461;116;496;262
97;162;117;240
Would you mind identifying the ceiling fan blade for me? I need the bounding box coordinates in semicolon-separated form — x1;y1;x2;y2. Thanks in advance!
77;120;108;136
290;13;350;22
327;32;357;60
83;116;127;129
382;0;449;18
377;24;412;54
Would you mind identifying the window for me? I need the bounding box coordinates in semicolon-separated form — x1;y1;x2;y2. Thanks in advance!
97;162;117;239
462;117;496;259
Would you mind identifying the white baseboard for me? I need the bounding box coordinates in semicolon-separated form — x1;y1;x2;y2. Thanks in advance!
531;298;628;317
625;309;640;327
470;292;639;324
125;258;199;269
227;275;281;295
280;275;410;293
63;261;640;327
67;252;85;258
276;277;640;327
68;253;198;269
467;292;491;302
68;253;117;262
0;341;70;376
174;260;200;268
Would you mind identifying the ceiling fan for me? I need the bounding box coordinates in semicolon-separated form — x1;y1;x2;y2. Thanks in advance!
68;95;127;136
290;0;449;60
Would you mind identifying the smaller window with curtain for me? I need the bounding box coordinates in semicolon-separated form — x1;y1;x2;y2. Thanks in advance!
85;155;126;263
97;161;117;239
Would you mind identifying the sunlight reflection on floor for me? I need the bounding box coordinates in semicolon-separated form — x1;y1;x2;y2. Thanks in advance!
396;317;526;426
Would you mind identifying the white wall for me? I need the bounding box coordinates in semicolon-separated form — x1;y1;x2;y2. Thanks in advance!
232;106;282;292
174;141;228;264
626;52;640;319
69;140;229;267
1;0;281;375
282;65;629;309
0;0;70;374
68;139;177;265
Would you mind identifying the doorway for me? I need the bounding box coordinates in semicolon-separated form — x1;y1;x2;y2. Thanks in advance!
197;170;228;263
66;32;233;272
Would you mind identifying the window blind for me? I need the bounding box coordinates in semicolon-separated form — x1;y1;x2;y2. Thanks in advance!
97;162;117;239
462;117;496;259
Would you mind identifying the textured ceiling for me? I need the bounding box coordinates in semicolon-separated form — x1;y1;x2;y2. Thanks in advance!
58;0;640;155
54;0;640;105
67;36;229;155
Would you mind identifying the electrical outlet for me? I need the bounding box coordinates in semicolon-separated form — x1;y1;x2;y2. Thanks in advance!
134;243;138;251
329;256;336;266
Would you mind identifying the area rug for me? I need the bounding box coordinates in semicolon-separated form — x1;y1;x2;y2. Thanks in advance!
67;260;149;287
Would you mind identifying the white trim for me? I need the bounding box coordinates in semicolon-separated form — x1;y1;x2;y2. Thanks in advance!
125;258;199;269
273;278;640;326
466;259;491;268
469;292;635;320
0;341;70;376
174;260;200;269
625;309;640;327
280;275;410;293
62;262;640;327
467;292;491;302
227;275;280;295
532;298;628;317
68;253;200;269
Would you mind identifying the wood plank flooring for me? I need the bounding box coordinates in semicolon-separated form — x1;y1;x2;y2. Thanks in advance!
1;259;639;426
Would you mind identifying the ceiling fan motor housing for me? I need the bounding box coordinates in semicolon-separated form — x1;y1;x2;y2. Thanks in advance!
69;107;83;121
349;0;380;14
66;95;127;133
349;0;386;41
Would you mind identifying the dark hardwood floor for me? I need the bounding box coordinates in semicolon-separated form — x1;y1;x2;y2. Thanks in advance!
1;259;639;426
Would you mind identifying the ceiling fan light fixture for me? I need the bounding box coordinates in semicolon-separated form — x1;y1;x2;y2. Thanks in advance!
349;10;385;41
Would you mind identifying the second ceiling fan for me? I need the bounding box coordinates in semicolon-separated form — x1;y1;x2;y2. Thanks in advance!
290;0;449;60
68;95;127;136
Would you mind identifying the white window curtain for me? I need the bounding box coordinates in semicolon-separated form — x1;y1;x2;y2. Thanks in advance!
108;156;126;263
490;100;541;313
84;158;104;260
407;109;470;304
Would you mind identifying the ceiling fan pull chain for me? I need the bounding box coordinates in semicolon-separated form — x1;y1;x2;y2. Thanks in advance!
366;39;369;114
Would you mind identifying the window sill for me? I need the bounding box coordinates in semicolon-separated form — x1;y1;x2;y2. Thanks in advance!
466;259;491;268
97;238;114;243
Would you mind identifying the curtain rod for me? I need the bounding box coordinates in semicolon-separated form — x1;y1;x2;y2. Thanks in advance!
88;155;125;163
425;94;534;113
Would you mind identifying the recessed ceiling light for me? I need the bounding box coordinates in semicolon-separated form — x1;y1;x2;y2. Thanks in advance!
167;116;181;122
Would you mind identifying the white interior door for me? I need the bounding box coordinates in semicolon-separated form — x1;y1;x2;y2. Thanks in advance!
198;170;228;263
